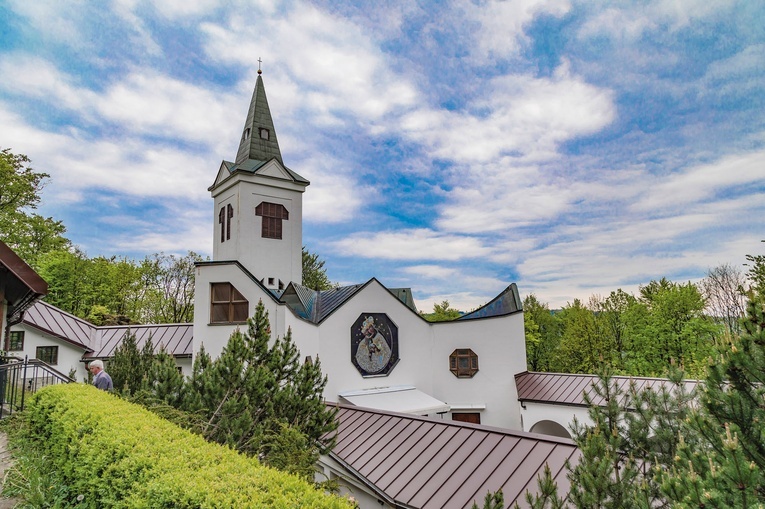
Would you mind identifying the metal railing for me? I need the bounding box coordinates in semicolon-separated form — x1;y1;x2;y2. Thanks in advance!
0;355;74;417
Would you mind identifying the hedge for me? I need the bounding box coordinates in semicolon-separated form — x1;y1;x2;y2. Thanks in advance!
24;384;353;508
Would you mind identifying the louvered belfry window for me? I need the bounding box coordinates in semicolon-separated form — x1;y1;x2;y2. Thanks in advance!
255;202;289;239
210;283;249;323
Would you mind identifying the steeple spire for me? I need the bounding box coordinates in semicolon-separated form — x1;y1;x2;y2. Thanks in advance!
235;73;283;165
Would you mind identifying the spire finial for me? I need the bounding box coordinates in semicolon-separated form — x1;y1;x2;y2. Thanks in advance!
257;57;262;75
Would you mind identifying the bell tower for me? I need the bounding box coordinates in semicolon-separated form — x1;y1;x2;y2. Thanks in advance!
208;70;309;290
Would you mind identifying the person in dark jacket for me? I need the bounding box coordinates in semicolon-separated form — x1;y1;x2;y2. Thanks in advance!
88;360;113;391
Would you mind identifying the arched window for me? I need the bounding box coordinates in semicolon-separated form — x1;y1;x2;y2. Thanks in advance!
255;202;289;239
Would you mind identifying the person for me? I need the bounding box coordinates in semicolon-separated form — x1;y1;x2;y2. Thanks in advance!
88;360;113;391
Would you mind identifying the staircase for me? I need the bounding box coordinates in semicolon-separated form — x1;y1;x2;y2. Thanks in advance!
0;355;74;418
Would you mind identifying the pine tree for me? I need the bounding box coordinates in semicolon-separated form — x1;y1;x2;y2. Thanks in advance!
108;331;142;395
659;296;765;507
185;300;338;465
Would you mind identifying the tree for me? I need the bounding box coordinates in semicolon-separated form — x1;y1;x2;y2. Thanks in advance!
523;294;559;371
302;246;335;291
421;300;462;322
139;251;202;323
701;263;747;337
551;298;614;373
659;296;765;507
624;279;718;377
184;300;337;475
0;148;69;267
108;332;154;396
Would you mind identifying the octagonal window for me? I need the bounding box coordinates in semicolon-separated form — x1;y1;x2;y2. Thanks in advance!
449;348;478;378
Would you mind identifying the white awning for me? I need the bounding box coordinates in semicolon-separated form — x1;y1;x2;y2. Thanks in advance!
339;385;450;415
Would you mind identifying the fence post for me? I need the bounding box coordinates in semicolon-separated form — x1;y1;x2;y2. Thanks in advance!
20;355;28;412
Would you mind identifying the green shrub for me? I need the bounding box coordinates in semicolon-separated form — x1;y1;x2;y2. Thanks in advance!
24;383;352;508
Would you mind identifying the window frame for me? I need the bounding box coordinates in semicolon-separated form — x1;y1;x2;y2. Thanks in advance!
210;282;249;324
449;348;479;378
8;331;24;351
36;346;59;365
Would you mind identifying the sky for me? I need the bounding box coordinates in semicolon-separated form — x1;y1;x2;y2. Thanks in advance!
1;0;763;312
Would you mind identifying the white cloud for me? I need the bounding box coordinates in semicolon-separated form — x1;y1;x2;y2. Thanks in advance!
200;2;420;124
631;150;765;213
460;0;571;62
332;229;492;261
401;63;616;164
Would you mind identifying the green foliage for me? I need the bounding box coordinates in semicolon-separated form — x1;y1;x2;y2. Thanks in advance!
37;249;203;324
523;294;559;371
302;246;335;291
659;297;765;508
17;383;352;508
526;278;722;377
518;465;567;509
0;148;69;268
183;300;338;471
108;332;154;396
421;300;462;322
472;489;504;509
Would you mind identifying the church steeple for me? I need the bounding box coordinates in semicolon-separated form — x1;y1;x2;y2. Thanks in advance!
235;73;283;165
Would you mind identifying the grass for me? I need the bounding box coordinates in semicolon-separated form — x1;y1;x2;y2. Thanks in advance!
0;414;87;508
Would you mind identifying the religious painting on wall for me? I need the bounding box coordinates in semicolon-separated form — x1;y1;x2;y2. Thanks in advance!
351;313;399;376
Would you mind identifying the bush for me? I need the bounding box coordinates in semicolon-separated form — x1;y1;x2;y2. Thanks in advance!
23;383;352;508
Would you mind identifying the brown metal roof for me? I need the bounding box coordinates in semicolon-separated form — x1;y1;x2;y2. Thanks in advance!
87;322;193;359
327;404;580;508
22;300;96;351
515;371;699;407
0;240;48;325
22;301;192;359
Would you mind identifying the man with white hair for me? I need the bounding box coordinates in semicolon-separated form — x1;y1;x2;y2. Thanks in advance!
88;360;113;391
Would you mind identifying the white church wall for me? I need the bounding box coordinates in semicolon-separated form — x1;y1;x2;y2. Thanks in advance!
212;171;304;288
9;323;88;381
431;314;526;429
192;263;286;361
520;401;591;438
314;281;438;404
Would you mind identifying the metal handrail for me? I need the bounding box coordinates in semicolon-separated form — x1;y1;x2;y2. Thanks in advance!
0;355;74;417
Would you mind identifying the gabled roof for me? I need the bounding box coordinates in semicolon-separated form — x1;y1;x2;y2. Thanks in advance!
235;74;284;165
327;404;579;509
515;371;700;407
21;300;95;351
0;240;48;325
281;280;418;324
458;283;523;320
20;301;192;360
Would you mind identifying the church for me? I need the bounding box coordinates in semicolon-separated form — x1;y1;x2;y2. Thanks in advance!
192;69;528;430
4;70;647;507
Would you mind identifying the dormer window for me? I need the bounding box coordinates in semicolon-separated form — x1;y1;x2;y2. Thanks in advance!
255;202;288;239
242;128;251;142
259;128;270;140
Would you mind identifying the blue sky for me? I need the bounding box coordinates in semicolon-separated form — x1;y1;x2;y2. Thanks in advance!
1;0;763;311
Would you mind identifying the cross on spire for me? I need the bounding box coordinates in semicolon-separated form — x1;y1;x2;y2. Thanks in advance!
257;57;262;75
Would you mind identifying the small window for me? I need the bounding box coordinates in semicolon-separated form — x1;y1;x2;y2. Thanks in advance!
36;346;59;365
242;128;251;141
9;331;24;351
259;128;269;140
210;283;249;323
268;277;275;286
449;349;478;378
452;412;481;424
